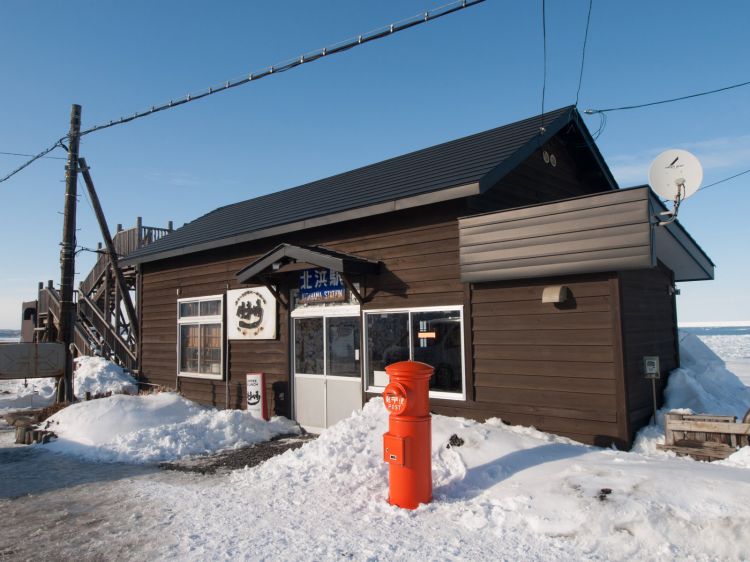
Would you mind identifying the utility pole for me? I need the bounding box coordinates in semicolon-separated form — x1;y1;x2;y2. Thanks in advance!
57;104;81;403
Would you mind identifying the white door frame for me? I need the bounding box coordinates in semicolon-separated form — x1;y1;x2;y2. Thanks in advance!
291;305;362;432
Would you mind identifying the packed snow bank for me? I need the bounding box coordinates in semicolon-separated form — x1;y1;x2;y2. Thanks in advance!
0;377;56;412
633;332;750;456
73;356;137;398
44;392;299;463
190;399;750;562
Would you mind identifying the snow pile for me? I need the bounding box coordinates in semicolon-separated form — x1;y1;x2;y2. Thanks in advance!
664;332;750;418
73;356;138;398
0;356;136;412
633;332;750;457
186;399;750;561
44;392;299;463
0;377;57;412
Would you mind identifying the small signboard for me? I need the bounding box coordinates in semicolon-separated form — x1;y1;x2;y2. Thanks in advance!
246;372;268;420
227;287;277;340
643;356;661;380
298;268;346;304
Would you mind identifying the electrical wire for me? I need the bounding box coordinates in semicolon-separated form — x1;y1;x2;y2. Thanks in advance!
697;167;750;193
0;0;486;185
574;0;593;107
77;0;485;138
584;78;750;114
0;138;67;183
0;150;66;160
540;0;547;131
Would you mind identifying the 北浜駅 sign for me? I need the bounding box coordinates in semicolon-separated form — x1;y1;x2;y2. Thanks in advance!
298;268;346;304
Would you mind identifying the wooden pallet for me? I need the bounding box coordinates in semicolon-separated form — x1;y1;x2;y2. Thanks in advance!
658;412;750;461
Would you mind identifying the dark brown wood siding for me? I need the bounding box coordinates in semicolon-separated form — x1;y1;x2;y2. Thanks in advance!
459;188;652;283
137;128;620;431
467;135;608;212
140;201;467;412
618;266;679;443
463;273;628;447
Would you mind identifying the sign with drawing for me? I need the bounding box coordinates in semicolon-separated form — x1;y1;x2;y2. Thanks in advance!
227;287;277;340
246;372;268;420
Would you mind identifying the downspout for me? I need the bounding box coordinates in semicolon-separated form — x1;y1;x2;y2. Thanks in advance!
225;286;230;410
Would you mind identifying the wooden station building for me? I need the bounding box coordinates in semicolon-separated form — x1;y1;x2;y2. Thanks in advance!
122;107;713;448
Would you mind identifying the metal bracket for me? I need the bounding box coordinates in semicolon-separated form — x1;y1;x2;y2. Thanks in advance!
339;272;364;305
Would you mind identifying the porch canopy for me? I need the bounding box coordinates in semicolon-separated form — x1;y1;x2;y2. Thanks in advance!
235;243;381;303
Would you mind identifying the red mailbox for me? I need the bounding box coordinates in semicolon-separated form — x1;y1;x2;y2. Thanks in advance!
382;360;433;509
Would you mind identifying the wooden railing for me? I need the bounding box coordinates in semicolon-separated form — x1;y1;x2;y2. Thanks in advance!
114;225;172;257
80;224;172;297
78;293;137;370
37;220;169;371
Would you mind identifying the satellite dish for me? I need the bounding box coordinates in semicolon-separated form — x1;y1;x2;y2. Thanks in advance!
648;149;703;201
648;149;703;225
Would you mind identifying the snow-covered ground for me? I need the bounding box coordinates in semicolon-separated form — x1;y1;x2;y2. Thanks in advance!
0;355;138;413
1;334;749;560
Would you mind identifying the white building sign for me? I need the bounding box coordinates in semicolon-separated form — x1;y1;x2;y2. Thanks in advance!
227;287;277;340
246;372;268;420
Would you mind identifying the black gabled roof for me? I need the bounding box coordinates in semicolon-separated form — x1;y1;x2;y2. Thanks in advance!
123;106;612;265
236;243;381;285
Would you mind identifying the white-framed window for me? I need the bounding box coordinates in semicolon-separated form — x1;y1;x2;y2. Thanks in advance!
177;295;223;379
364;305;465;400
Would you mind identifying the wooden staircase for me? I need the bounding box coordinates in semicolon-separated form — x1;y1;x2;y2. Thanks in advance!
34;219;172;373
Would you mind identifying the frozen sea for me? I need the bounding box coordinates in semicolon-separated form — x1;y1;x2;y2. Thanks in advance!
681;325;750;386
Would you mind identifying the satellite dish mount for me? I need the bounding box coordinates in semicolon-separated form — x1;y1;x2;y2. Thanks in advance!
648;149;703;226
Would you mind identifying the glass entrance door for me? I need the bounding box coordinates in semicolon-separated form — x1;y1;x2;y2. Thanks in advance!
293;314;361;432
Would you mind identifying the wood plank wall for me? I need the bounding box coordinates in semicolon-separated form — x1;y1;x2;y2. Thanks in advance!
618;267;679;442
458;273;628;447
138;131;618;431
467;135;606;212
459;188;652;284
139;201;466;412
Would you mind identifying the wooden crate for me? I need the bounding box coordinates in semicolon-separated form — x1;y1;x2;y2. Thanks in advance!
659;412;750;461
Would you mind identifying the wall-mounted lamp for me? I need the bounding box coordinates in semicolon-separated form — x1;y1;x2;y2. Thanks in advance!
542;285;569;304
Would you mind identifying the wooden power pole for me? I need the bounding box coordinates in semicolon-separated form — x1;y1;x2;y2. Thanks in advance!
57;104;82;403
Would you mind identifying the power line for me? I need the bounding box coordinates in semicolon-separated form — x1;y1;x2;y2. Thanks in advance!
698;167;750;193
0;150;66;160
0;0;486;185
584;78;750;114
0;139;67;183
574;0;593;107
540;0;547;130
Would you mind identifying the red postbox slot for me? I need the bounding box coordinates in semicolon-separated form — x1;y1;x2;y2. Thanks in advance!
383;433;406;466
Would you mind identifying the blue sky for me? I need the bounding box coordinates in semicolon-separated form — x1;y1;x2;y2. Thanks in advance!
1;0;748;328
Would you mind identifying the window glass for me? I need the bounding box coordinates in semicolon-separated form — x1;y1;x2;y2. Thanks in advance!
180;324;200;372
200;324;222;374
178;296;223;378
366;312;409;387
200;300;221;317
179;302;199;318
411;310;462;393
327;317;360;377
295;318;324;374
